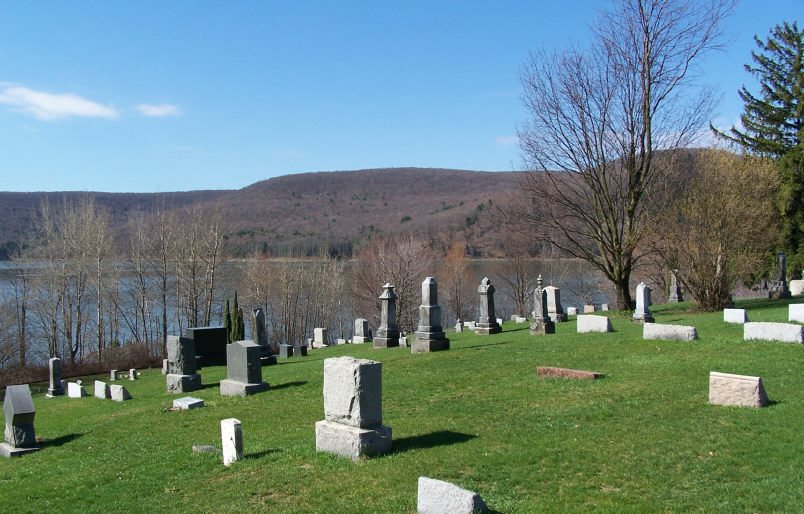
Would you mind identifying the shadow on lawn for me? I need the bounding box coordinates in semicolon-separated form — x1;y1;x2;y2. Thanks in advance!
40;433;83;448
456;340;514;351
391;430;476;454
199;382;220;390
270;381;307;391
246;448;280;460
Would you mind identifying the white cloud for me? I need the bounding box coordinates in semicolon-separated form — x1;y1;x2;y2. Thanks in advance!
136;103;181;117
495;135;519;146
0;85;118;120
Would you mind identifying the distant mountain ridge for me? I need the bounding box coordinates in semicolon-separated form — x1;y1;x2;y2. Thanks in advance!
0;167;522;258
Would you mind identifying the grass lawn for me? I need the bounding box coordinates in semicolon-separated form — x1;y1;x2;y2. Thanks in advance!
2;298;802;513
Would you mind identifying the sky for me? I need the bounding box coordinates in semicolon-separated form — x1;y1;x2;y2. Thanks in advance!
0;1;801;193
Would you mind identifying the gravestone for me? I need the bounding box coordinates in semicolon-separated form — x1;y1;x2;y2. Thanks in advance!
544;286;567;322
165;335;202;393
129;369;137;380
475;277;502;335
768;252;791;299
789;304;804;323
566;307;578;316
530;275;555;335
576;315;613;333
94;380;110;399
374;283;400;348
743;322;803;343
643;323;698;341
668;269;684;302
46;357;64;397
252;307;279;364
709;372;769;408
724;308;748;324
161;359;169;375
313;328;328;349
110;370;118;381
514;315;527;323
790;278;804;296
315;357;392;460
110;385;132;402
583;305;596;313
220;340;269;397
413;277;450;352
454;320;463;333
173;397;205;410
353;318;371;344
632;282;654;323
537;367;605;380
417;477;489;514
278;343;308;358
1;384;40;458
185;326;228;367
600;303;609;312
221;418;243;466
67;382;87;398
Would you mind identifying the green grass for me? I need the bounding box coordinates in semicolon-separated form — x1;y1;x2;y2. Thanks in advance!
2;298;802;513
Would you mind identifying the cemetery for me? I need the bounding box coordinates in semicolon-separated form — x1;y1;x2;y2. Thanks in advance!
0;294;801;512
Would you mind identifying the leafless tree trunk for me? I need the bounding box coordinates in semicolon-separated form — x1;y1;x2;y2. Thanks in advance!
511;0;732;310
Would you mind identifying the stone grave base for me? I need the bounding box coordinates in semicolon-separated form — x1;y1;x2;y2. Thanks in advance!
529;321;555;335
315;420;392;461
166;373;202;394
548;313;567;323
173;397;205;410
279;344;308;358
0;443;40;458
474;323;501;335
45;388;64;398
537;366;605;380
709;372;769;407
373;337;399;349
631;315;655;323
220;379;269;397
411;337;450;353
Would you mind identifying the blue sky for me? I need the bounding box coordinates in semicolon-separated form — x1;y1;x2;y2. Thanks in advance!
0;1;801;192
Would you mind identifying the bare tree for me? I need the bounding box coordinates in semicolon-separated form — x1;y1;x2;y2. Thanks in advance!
439;241;473;323
513;0;733;309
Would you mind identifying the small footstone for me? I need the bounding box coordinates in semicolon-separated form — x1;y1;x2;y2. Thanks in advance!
67;382;87;398
417;477;489;514
576;315;613;334
173;397;205;410
537;366;604;380
643;323;697;341
709;371;769;408
110;385;132;402
724;308;748;324
192;444;218;454
221;418;243;466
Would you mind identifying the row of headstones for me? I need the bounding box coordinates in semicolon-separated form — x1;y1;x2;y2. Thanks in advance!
40;358;137;399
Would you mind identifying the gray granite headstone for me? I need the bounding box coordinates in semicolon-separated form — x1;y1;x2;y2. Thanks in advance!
46;357;64;397
220;340;268;397
530;275;555;335
544;286;567;322
166;335;202;393
413;277;450;352
475;277;501;335
353;318;371;343
1;384;40;457
632;282;655;323
374;283;400;348
668;269;684;303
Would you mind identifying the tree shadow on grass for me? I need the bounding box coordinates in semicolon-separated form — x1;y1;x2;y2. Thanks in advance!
390;430;476;455
40;433;83;448
270;381;307;391
455;340;514;351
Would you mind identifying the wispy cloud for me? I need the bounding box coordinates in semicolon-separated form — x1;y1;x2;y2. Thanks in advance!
495;135;518;146
0;85;118;120
136;103;181;117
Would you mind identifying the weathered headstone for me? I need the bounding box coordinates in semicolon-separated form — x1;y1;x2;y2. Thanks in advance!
278;343;308;358
46;357;64;397
566;307;578;316
600;303;610;312
544;286;567;322
67;382;87;398
583;304;596;313
768;252;791;299
530;275;555;335
475;277;502;335
221;418;243;466
173;397;205;410
632;282;654;323
128;368;137;380
220;340;269;397
724;308;748;324
313;328;328;348
790;279;804;296
514;315;527;323
110;370;118;381
1;384;40;458
165;335;202;393
709;372;769;408
353;318;371;344
251;307;269;347
185;326;228;367
643;323;697;341
576;315;613;333
315;357;392;460
161;359;169;375
374;283;400;348
454;320;463;333
668;269;684;302
94;380;110;399
743;322;803;343
417;477;489;514
110;385;132;402
413;277;451;352
789;304;804;323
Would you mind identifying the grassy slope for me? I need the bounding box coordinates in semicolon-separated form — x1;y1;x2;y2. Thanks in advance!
1;298;802;513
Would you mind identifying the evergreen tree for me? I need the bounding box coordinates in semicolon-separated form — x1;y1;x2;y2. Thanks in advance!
224;299;232;344
713;22;804;271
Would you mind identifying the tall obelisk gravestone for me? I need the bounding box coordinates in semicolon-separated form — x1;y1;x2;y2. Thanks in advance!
475;277;502;335
412;277;450;353
374;284;400;349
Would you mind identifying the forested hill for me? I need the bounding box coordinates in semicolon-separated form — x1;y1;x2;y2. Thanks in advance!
0;167;522;258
